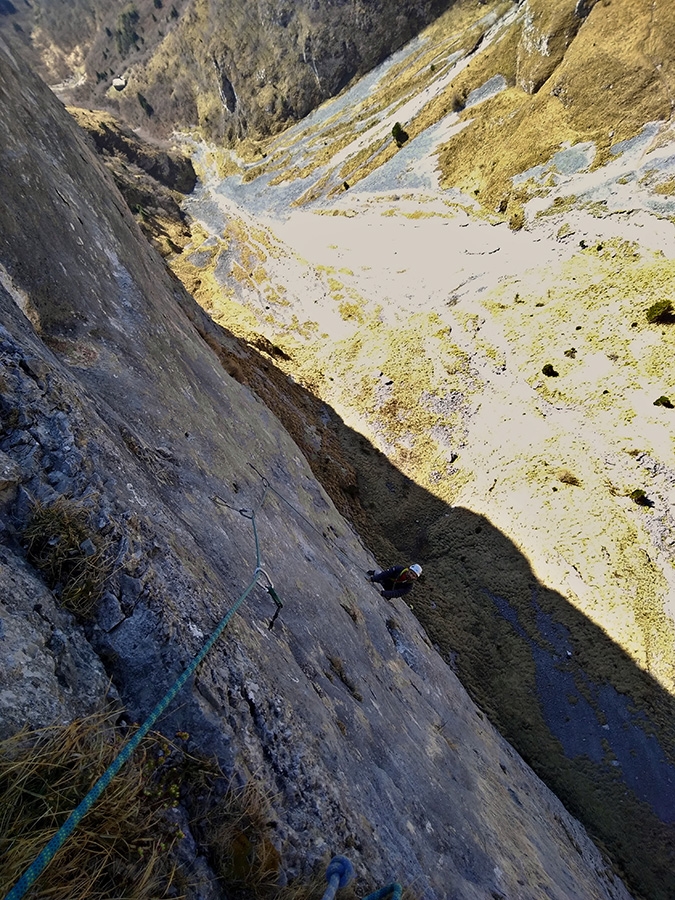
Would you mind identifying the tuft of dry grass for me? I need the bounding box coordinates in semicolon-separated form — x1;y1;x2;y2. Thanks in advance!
22;498;114;619
557;469;582;486
0;715;190;900
2;718;386;900
200;779;282;899
629;489;653;507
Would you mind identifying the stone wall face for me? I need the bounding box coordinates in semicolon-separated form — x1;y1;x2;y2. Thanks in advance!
0;32;635;900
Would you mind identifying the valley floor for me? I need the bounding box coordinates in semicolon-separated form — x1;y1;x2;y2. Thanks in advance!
168;9;675;896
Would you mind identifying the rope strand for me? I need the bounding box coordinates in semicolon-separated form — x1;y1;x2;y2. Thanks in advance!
3;496;273;900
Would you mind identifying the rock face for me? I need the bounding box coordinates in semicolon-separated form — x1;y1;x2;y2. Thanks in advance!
0;0;460;142
67;106;195;256
141;2;675;898
516;0;595;94
0;33;635;900
0;542;113;741
67;106;196;193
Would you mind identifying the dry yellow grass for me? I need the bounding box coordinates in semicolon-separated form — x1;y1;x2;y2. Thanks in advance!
0;716;188;900
23;498;115;620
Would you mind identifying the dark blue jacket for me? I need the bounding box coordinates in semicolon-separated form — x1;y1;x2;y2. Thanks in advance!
371;566;416;598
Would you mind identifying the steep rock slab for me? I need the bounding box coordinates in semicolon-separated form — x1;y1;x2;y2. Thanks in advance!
0;34;635;900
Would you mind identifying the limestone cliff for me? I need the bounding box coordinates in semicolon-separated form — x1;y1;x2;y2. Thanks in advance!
0;33;634;900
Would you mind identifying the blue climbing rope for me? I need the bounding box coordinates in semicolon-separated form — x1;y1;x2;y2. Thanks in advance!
321;856;402;900
363;885;403;900
322;856;355;900
3;491;274;900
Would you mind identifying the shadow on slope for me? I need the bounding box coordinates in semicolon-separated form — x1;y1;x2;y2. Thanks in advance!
339;427;675;900
200;310;675;900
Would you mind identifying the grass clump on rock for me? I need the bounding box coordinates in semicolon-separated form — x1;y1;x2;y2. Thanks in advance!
197;778;403;900
1;716;378;900
508;204;525;231
201;780;282;898
0;716;190;900
23;497;114;620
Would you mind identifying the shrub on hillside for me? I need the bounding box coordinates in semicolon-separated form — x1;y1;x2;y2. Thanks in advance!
137;92;155;116
392;122;409;147
645;299;673;324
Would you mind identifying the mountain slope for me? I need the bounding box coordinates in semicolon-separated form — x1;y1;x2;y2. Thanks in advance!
0;0;460;142
0;31;636;900
148;1;675;898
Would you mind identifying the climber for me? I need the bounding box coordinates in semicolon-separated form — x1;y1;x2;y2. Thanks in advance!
367;563;422;599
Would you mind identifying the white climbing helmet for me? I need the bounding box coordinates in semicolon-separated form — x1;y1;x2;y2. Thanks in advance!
410;564;422;577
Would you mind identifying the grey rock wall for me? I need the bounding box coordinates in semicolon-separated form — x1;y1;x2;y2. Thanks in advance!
0;33;634;900
0;540;113;740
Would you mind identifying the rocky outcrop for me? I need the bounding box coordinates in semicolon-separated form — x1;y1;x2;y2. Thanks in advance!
516;0;597;94
67;106;194;256
430;0;675;214
67;106;196;192
0;539;113;740
0;33;634;900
